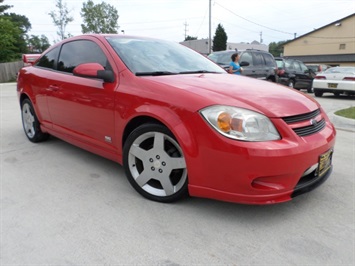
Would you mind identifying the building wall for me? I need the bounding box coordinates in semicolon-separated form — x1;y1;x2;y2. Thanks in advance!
180;39;268;54
283;14;355;66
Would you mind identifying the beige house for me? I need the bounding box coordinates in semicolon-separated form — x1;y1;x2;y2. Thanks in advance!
283;13;355;66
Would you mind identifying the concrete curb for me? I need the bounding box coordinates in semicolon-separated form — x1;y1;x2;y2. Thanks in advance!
329;112;355;132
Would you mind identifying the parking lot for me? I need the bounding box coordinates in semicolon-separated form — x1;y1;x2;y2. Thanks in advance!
1;83;354;265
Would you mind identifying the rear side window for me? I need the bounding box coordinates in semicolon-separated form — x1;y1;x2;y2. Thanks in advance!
36;46;60;70
57;40;110;73
263;53;276;67
253;52;264;66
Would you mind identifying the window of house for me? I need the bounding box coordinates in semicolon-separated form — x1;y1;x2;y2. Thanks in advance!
339;44;346;50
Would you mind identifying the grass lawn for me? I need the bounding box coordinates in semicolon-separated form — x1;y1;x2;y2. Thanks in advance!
335;106;355;119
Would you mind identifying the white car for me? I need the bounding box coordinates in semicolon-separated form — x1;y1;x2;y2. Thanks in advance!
313;66;355;97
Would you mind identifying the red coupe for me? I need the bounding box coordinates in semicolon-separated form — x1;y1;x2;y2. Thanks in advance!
17;35;336;204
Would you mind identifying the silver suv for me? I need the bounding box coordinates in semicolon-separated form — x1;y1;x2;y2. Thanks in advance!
208;49;278;82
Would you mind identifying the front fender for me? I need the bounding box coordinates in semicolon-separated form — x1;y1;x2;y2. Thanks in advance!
122;104;199;160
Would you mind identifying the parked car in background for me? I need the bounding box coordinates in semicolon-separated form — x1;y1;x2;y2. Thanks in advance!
275;57;316;93
208;49;278;82
17;34;336;204
313;66;355;97
306;64;331;74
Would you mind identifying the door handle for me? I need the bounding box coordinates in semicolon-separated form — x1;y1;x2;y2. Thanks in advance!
47;85;59;91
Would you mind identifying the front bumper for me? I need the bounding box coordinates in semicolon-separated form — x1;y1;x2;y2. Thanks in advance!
185;110;336;204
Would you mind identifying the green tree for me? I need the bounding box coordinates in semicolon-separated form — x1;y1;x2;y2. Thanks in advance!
0;0;31;61
0;18;21;62
269;41;286;57
184;35;198;41
28;35;51;53
81;0;119;34
49;0;74;40
212;23;227;52
2;13;31;55
0;0;12;14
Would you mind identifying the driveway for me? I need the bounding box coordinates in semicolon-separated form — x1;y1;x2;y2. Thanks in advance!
1;83;354;265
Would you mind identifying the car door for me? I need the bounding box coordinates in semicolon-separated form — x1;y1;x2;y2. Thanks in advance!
292;61;312;89
239;51;256;78
30;46;61;129
252;52;267;80
46;39;118;152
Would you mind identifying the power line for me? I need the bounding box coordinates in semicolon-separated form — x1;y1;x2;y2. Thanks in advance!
214;1;295;36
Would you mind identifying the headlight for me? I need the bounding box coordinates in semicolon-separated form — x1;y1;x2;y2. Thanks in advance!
200;105;281;141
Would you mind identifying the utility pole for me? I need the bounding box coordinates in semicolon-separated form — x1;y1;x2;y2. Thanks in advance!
260;31;263;43
209;0;211;54
183;21;189;40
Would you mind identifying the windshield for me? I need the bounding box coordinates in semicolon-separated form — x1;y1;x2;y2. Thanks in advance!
106;37;225;75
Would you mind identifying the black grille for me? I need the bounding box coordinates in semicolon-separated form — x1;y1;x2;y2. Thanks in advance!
293;119;326;136
282;109;320;124
282;109;326;137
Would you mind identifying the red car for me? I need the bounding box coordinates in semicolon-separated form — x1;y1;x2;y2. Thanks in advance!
17;35;336;204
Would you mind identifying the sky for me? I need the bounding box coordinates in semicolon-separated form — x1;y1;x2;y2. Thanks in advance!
7;0;355;45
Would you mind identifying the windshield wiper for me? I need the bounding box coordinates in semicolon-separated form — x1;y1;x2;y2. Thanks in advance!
179;70;222;74
135;71;178;76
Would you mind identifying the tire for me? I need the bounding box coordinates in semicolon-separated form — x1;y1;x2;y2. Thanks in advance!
334;92;340;97
21;98;49;143
314;90;323;97
123;123;188;203
307;87;314;93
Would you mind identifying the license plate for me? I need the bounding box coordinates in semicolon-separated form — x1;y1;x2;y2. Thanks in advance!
318;149;333;177
328;83;338;88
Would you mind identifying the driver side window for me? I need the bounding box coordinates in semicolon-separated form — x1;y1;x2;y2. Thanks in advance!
58;40;111;73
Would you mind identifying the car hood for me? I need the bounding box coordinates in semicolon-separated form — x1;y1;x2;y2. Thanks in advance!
142;73;319;118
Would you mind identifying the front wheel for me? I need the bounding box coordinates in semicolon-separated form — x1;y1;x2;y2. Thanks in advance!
288;79;294;88
123;123;188;203
21;99;49;142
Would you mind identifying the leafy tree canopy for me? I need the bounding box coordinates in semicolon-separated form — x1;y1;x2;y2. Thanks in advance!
212;23;227;52
49;0;74;40
0;18;21;62
269;41;286;57
0;0;12;14
184;35;198;41
28;35;51;53
0;0;32;62
81;0;119;34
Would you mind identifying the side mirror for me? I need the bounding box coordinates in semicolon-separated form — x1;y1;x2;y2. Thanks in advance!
73;63;115;83
240;61;250;67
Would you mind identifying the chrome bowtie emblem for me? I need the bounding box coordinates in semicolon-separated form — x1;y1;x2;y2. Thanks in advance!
310;119;317;126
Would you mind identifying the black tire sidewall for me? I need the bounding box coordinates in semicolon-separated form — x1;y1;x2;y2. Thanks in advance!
21;99;48;143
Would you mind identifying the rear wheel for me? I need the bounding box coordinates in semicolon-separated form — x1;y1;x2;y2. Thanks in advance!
123;123;188;203
21;99;49;142
314;90;323;97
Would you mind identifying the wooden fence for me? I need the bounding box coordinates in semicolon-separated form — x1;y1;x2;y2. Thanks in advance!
0;61;24;83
